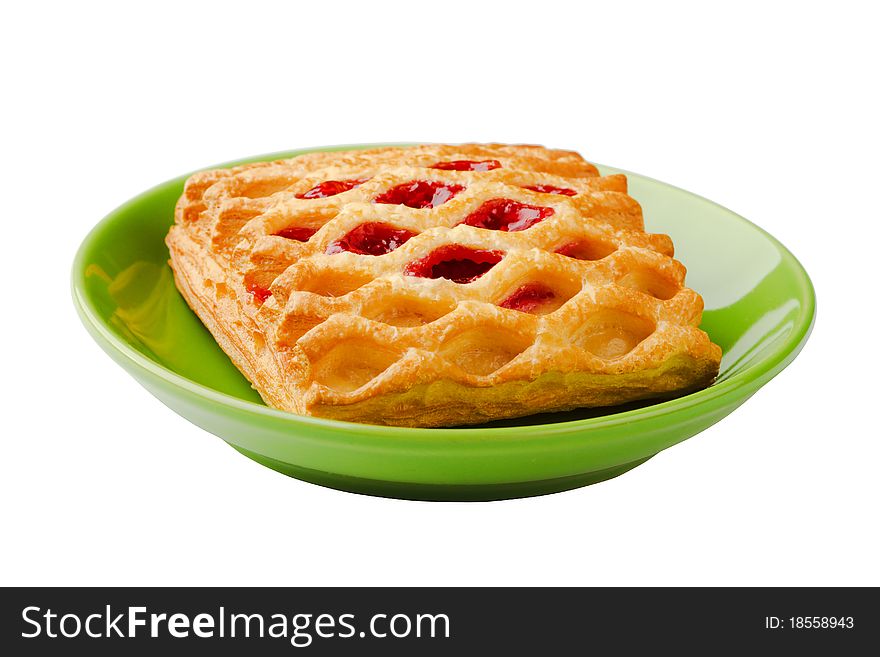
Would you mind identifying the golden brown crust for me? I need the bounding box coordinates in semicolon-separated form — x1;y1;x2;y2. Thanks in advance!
166;144;721;427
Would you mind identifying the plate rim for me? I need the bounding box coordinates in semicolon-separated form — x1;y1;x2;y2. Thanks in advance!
71;143;817;437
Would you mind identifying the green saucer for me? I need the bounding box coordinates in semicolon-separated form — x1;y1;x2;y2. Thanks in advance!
72;145;815;500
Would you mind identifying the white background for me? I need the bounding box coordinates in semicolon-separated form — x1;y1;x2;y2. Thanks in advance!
2;1;878;586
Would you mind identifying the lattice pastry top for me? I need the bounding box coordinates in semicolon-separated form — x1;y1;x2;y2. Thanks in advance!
167;144;721;427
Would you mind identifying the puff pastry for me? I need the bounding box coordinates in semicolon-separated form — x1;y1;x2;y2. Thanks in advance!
166;144;721;427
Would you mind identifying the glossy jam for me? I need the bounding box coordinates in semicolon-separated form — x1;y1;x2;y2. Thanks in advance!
404;245;503;284
461;198;554;232
275;226;318;242
246;281;272;303
373;180;465;209
499;283;557;313
523;184;577;196
326;222;417;256
296;178;368;199
431;159;502;172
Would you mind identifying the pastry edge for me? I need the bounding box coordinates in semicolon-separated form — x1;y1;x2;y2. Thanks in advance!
167;226;720;428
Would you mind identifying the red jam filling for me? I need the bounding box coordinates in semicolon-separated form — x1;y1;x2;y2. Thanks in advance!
246;281;272;304
296;178;368;199
555;242;583;258
523;184;577;196
499;283;556;313
431;159;502;172
461;198;554;232
326;222;417;256
275;226;318;242
374;180;465;209
404;245;503;284
555;240;615;261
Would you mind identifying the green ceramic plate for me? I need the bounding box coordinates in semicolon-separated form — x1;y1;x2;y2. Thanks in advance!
72;144;815;501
